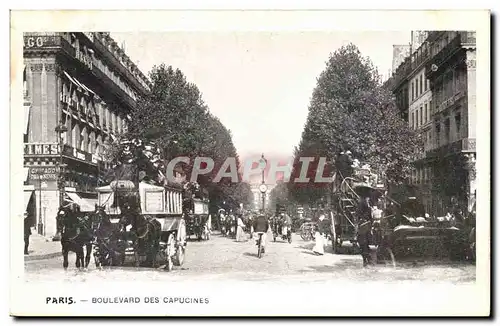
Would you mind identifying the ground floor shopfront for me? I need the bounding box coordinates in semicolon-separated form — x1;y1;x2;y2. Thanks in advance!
23;143;103;238
414;139;476;217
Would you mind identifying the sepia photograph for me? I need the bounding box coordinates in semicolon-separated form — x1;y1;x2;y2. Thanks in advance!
9;9;490;317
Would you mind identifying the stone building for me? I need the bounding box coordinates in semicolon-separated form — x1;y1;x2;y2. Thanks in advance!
23;32;151;237
387;31;476;215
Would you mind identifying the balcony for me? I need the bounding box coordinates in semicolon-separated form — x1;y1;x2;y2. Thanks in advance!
426;138;476;159
426;32;475;78
24;34;138;111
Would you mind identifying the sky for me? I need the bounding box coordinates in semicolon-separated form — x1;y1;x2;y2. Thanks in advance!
112;31;411;162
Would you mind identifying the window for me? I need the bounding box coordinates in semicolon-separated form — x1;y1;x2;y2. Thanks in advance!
420;107;423;127
436;123;441;147
420;75;423;95
424;103;428;123
424;77;428;91
411;82;414;101
429;100;433;116
455;111;462;137
444;118;450;143
415;79;419;98
411;112;415;129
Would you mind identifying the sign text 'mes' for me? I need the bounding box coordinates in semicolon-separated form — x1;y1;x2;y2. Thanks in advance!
24;143;60;156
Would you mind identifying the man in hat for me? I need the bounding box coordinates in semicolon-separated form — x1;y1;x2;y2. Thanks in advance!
24;212;31;255
356;196;373;267
337;150;354;181
252;214;270;254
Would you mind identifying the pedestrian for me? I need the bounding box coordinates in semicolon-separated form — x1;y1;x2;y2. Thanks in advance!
252;214;270;254
356;196;373;267
235;215;247;242
312;214;327;255
24;212;31;255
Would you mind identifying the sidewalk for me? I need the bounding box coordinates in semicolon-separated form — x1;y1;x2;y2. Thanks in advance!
24;231;61;262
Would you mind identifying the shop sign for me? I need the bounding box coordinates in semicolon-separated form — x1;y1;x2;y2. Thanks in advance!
23;35;59;48
24;143;60;156
29;167;58;181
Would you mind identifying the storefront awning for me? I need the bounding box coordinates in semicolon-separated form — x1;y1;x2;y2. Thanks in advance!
66;192;95;212
24;105;31;135
24;190;33;213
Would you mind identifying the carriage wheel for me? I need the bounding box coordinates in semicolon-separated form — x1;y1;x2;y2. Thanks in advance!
375;245;396;267
163;233;176;271
331;224;339;254
173;245;185;266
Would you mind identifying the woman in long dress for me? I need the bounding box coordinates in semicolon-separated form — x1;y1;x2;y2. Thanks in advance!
312;214;327;255
236;215;247;242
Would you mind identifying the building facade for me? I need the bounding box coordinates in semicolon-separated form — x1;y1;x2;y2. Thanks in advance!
388;31;476;215
23;32;151;237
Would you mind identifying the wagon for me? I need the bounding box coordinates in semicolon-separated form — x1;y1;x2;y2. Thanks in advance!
183;197;210;241
96;180;187;271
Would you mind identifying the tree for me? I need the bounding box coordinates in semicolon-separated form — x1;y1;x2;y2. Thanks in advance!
289;44;422;204
104;64;250;207
269;181;291;212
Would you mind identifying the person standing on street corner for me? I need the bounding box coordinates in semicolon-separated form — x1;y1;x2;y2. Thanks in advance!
24;212;31;255
356;196;373;267
252;214;270;254
312;213;329;255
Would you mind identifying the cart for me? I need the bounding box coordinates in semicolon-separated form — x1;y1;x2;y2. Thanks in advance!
96;180;187;271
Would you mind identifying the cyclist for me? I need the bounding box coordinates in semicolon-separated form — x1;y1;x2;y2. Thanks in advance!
252;214;270;254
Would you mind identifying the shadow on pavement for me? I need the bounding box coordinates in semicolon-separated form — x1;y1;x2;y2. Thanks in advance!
296;243;314;251
301;250;320;256
243;252;259;258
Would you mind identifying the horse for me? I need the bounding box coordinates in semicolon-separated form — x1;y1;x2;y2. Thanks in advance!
118;198;162;268
91;206;126;268
56;206;93;270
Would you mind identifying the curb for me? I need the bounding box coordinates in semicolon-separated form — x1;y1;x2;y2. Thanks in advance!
24;252;61;262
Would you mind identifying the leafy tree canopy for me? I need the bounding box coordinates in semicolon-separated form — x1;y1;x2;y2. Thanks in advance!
290;44;422;204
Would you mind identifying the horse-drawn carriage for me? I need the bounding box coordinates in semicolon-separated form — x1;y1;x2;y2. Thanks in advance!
330;162;470;266
95;179;187;271
271;204;292;243
183;197;210;241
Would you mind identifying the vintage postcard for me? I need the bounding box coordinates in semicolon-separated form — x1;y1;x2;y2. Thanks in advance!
9;10;490;317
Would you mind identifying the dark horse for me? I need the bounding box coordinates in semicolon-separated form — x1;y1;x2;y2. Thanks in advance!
118;196;162;268
56;206;93;270
91;206;126;267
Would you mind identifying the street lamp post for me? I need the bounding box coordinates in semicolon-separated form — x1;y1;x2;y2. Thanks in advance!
54;120;68;241
258;154;268;213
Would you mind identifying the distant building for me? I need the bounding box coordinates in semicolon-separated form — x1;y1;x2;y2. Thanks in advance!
392;44;411;73
23;32;151;237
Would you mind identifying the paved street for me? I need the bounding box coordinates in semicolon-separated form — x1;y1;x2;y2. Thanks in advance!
24;231;475;284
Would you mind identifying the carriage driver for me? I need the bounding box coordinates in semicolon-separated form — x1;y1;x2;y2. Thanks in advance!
252;214;270;253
